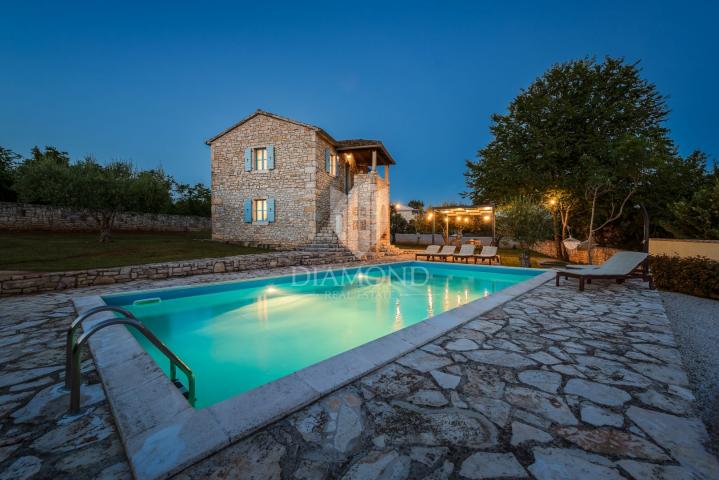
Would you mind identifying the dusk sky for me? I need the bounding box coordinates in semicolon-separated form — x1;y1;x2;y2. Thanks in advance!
1;1;717;205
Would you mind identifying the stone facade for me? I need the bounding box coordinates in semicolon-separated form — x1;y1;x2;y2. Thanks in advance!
0;201;210;233
208;111;391;253
332;173;390;256
0;251;356;297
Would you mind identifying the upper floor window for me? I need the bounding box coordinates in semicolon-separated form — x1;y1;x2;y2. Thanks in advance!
254;147;268;171
254;199;268;222
325;148;339;177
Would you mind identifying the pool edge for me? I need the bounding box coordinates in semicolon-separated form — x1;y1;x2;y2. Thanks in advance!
72;266;555;480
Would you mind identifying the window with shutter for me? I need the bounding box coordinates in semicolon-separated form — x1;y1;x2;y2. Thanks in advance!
244;148;252;171
243;199;252;222
253;199;268;222
254;148;268;171
267;144;275;170
267;198;275;223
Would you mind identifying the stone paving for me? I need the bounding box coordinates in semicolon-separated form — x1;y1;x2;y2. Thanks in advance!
1;260;719;479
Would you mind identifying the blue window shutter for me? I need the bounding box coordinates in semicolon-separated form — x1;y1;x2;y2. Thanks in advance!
267;198;275;223
244;148;252;171
325;148;330;172
267;144;274;170
243;199;252;223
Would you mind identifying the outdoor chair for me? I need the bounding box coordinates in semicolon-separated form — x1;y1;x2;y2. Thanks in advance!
554;251;653;291
452;244;476;263
415;245;441;260
474;246;501;264
431;245;457;262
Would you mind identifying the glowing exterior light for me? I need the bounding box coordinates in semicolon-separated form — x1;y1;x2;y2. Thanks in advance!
464;217;469;223
482;214;491;223
427;212;433;220
395;203;401;210
548;198;557;206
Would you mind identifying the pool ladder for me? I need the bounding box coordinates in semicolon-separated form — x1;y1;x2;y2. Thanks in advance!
65;305;196;414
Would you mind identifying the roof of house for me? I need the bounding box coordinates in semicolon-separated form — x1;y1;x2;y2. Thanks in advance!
205;110;395;165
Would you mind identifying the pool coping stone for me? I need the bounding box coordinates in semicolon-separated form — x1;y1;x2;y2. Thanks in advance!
71;262;555;480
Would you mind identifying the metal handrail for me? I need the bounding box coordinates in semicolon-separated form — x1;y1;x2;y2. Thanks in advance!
67;311;196;414
66;305;136;388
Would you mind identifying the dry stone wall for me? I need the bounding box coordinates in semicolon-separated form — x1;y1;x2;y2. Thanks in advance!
0;202;209;232
0;250;357;296
532;240;621;264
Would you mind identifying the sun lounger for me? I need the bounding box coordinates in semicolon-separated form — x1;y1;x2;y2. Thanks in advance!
474;246;500;265
555;251;653;291
415;245;441;260
431;245;457;262
452;244;476;263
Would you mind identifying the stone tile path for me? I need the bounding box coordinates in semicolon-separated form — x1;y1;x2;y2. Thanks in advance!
2;262;718;479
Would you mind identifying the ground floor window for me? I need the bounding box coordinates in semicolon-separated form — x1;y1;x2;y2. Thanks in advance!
254;199;267;222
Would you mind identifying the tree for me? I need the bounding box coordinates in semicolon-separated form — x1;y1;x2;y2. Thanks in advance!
129;169;174;214
13;148;176;242
69;158;136;242
407;199;424;216
390;205;411;243
13;146;72;205
545;189;577;261
495;196;551;267
172;182;211;217
465;57;675;259
0;146;21;201
664;176;719;239
643;150;713;238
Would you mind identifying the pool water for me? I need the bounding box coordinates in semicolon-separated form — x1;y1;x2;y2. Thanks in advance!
103;262;540;408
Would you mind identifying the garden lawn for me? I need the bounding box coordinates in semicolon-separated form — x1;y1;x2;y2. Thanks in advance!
0;232;271;272
394;243;551;268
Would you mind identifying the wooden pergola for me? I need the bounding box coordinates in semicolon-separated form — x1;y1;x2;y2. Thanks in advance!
427;204;496;243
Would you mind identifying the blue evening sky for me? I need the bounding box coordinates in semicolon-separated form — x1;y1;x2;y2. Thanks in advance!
1;1;717;204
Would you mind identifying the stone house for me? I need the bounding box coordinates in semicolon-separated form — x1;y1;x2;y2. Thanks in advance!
206;110;396;256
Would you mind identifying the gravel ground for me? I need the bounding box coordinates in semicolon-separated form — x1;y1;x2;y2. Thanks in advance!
661;290;719;453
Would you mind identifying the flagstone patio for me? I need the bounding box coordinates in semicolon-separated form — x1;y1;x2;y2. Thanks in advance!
1;261;718;479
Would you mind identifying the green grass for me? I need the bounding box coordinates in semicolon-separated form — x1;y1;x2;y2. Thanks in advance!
394;243;551;268
0;232;271;272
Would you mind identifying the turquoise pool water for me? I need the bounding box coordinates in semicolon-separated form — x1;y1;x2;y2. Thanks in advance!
103;262;540;408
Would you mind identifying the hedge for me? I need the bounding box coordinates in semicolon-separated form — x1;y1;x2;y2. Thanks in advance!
649;255;719;299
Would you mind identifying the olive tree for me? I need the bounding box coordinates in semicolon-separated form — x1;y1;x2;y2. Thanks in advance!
495;196;551;267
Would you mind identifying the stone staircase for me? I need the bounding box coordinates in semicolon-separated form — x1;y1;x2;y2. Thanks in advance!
301;225;358;261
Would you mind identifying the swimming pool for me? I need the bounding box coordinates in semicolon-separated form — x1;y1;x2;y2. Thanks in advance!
103;261;541;408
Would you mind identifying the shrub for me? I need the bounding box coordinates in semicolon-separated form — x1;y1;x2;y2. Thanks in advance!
649;255;719;299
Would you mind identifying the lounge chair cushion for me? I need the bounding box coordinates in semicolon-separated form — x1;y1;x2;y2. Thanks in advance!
454;244;476;256
557;252;647;277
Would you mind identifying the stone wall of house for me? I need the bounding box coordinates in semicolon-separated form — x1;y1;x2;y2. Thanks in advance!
532;240;621;264
209;112;392;252
314;136;347;228
210;114;319;247
0;250;358;297
334;172;390;256
0;201;210;232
